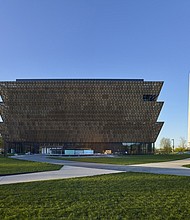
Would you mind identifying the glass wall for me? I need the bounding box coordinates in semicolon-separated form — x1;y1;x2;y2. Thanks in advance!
122;143;153;154
7;142;153;155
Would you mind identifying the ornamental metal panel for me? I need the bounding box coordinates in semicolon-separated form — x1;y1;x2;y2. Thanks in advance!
0;79;164;144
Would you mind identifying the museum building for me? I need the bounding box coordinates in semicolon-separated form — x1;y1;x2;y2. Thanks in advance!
0;79;164;155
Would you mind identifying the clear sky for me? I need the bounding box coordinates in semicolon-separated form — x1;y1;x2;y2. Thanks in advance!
0;0;189;147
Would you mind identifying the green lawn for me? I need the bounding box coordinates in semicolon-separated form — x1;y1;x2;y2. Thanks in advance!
0;156;62;175
49;154;190;165
1;172;190;219
183;164;190;168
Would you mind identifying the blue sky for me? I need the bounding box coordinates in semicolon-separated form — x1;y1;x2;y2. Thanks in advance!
0;0;189;147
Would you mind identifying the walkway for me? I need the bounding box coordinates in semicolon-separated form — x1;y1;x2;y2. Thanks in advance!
0;165;122;185
1;155;190;185
12;154;190;176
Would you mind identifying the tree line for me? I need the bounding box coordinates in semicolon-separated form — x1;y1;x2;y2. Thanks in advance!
157;137;188;154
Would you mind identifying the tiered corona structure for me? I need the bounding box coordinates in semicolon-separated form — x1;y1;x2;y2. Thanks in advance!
0;79;164;155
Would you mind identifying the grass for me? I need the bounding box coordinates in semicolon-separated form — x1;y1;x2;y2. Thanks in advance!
49;154;190;165
183;164;190;168
0;156;62;175
1;172;190;219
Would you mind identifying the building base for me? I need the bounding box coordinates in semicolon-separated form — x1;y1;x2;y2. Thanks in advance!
7;142;154;155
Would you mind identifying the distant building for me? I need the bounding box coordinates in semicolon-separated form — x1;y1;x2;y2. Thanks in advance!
0;79;164;155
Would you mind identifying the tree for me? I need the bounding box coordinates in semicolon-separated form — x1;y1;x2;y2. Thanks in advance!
175;137;187;152
160;137;172;154
179;137;186;149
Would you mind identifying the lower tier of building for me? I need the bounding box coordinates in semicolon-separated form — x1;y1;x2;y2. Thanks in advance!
6;142;155;155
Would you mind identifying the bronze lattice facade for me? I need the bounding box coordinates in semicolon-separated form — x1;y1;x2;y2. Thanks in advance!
0;79;164;154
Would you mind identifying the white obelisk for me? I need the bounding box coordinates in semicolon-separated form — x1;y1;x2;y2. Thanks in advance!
188;74;190;148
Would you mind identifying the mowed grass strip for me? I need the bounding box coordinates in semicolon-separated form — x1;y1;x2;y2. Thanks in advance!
0;156;62;175
1;172;190;219
50;154;190;165
183;164;190;168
